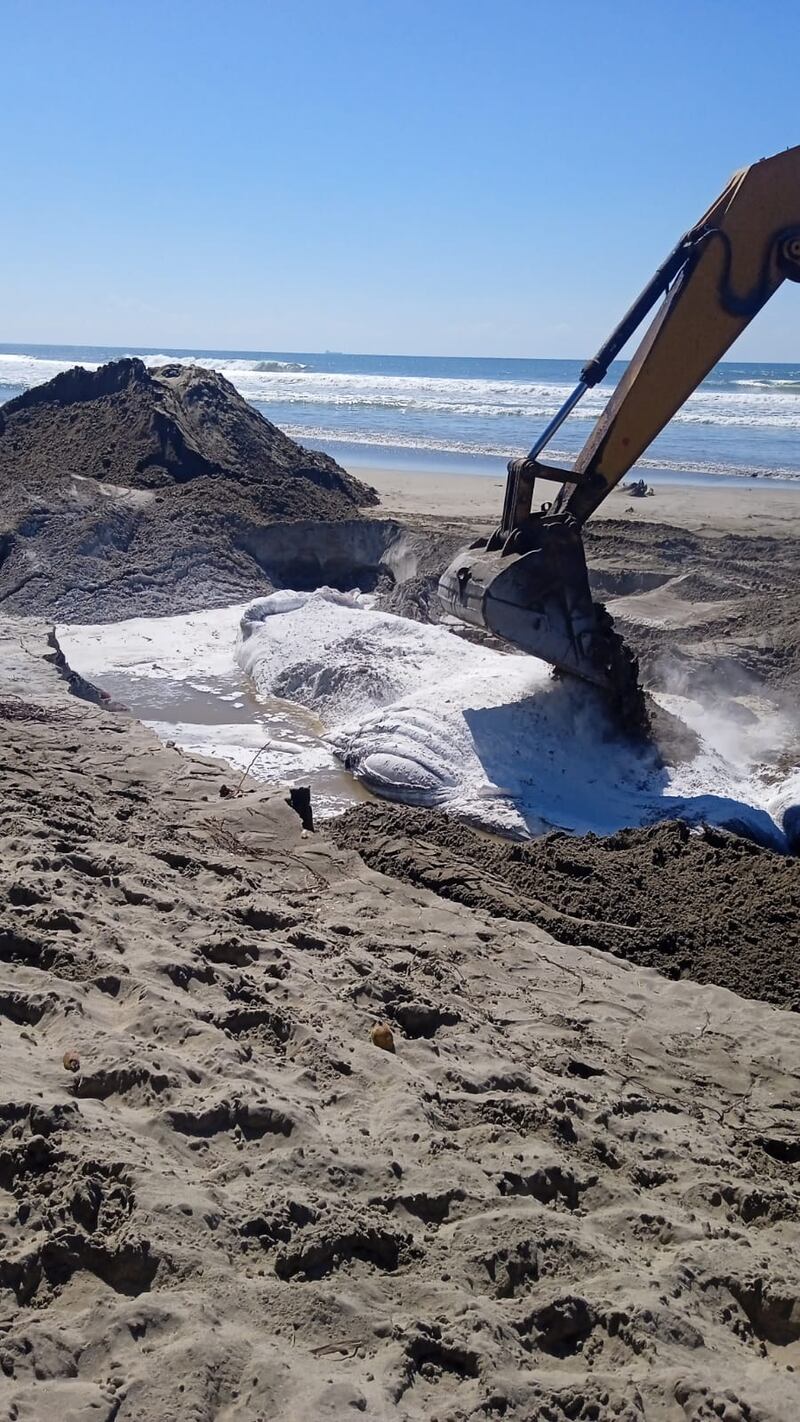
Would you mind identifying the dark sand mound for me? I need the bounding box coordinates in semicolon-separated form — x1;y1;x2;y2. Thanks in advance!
331;805;800;1009
0;358;377;620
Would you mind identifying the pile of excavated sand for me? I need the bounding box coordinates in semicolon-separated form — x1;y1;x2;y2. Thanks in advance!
331;804;800;1008
0;358;377;621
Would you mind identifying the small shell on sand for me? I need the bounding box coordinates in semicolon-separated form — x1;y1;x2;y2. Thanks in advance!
62;1049;80;1072
371;1022;395;1053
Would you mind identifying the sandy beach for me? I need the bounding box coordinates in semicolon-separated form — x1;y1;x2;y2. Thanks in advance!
358;464;800;539
3;621;800;1421
4;0;800;1409
1;360;800;1421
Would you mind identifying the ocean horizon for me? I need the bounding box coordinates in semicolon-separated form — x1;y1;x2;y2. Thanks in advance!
2;341;800;490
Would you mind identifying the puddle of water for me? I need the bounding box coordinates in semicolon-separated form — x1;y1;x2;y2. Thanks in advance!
96;669;279;726
95;668;370;818
59;606;371;817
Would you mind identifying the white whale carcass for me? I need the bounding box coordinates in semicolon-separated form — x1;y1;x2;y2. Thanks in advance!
237;590;786;846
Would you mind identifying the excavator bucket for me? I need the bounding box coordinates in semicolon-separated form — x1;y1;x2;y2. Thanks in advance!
438;512;648;732
440;145;800;738
439;514;600;681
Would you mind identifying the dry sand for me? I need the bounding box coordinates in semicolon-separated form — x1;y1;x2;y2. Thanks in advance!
2;623;800;1421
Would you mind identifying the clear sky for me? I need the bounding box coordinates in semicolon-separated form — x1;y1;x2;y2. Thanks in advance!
3;0;799;359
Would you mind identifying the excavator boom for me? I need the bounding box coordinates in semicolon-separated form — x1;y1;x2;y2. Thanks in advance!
439;144;800;723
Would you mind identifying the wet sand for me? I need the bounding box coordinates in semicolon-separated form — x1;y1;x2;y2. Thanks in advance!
359;464;800;538
332;804;800;1009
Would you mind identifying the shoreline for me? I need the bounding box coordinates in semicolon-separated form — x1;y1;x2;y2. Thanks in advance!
356;462;800;537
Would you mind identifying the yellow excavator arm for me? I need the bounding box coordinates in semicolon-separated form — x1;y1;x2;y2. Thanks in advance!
561;143;800;521
439;144;800;725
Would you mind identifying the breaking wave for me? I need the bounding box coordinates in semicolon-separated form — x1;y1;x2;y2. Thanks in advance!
2;346;800;481
732;377;800;390
3;349;800;429
275;424;800;482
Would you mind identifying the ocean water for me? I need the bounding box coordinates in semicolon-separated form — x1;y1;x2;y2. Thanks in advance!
2;342;800;487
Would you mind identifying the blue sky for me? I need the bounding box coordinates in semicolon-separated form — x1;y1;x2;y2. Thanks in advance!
3;0;799;358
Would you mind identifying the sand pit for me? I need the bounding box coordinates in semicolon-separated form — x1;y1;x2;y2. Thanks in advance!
238;590;792;845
